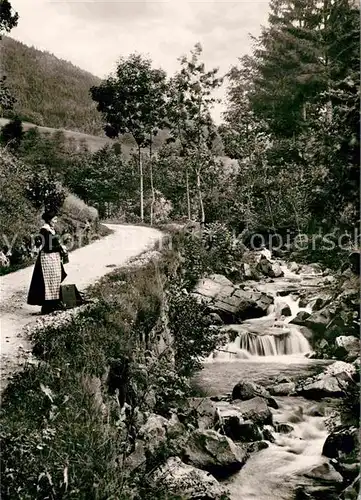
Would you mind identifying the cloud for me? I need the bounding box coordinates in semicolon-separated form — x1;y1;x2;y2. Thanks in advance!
59;0;161;24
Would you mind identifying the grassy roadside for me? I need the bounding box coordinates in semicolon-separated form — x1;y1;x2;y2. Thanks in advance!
0;227;226;499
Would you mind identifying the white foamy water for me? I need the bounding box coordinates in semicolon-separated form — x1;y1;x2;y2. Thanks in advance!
208;290;312;361
197;260;333;500
225;397;329;500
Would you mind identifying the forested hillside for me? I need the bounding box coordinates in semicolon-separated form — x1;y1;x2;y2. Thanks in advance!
0;37;104;135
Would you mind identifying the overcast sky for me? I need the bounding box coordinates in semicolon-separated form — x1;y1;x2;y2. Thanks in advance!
10;0;270;123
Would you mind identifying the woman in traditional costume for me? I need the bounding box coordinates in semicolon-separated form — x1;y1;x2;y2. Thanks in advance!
27;211;67;314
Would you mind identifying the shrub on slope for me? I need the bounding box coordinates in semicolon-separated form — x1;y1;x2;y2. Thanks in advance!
0;147;102;274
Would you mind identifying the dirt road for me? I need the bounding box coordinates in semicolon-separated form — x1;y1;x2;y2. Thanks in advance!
0;224;162;388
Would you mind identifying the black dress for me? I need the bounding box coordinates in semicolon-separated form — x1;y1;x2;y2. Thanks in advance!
27;227;67;312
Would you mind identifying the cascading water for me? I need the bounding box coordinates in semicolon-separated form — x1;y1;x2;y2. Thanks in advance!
209;288;312;361
237;327;310;356
196;258;333;500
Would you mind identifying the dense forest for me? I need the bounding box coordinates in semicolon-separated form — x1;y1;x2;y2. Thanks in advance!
0;37;104;135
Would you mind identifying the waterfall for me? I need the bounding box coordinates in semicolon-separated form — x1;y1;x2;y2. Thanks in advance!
205;256;319;362
208;326;311;362
237;329;310;356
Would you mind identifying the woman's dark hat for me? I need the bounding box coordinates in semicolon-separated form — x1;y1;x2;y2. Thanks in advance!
42;210;58;223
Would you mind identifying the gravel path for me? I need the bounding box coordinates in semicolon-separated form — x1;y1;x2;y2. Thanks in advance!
0;224;162;389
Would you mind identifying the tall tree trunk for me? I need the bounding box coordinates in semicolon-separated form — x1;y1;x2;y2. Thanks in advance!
302;102;307;121
265;193;276;232
138;146;144;222
196;95;205;225
186;167;191;220
196;167;205;225
323;0;333;123
149;135;155;226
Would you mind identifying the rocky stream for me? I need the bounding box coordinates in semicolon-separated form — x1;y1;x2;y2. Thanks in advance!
183;251;360;500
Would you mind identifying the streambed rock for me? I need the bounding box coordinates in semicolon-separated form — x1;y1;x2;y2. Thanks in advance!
232;380;278;409
275;423;294;434
305;308;333;333
298;360;356;398
322;426;360;459
214;403;263;442
155;456;227;499
246;441;269;453
193;275;273;323
183;429;248;478
288;261;301;273
335;336;360;361
232;397;273;426
295;485;339;500
256;255;275;277
304;462;343;483
269;382;296;396
339;474;360;500
291;311;311;326
297;373;350;400
271;261;284;278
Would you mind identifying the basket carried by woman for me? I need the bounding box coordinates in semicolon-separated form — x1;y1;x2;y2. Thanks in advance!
27;211;68;314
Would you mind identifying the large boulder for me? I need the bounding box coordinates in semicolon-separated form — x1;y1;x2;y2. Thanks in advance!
193;276;232;301
269;382;296;396
310;293;333;312
288;261;301;273
305;308;333;333
290;311;311;326
138;414;169;453
214;402;263;442
297;373;350;400
256;255;275;277
193;275;273;323
335;336;360;362
154;456;227;500
271;261;284;278
232;397;273;426
304;462;343;483
183;429;248;478
325;361;356;377
188;398;217;431
232;380;278;409
138;413;186;454
322;426;360;459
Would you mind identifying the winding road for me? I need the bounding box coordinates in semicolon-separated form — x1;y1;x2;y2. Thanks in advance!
0;224;162;389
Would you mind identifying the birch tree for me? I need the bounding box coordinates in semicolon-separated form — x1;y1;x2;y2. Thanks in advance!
90;54;167;222
167;44;222;223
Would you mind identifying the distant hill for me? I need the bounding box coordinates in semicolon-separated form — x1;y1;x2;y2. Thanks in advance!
0;117;113;153
1;37;104;135
0;117;170;156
